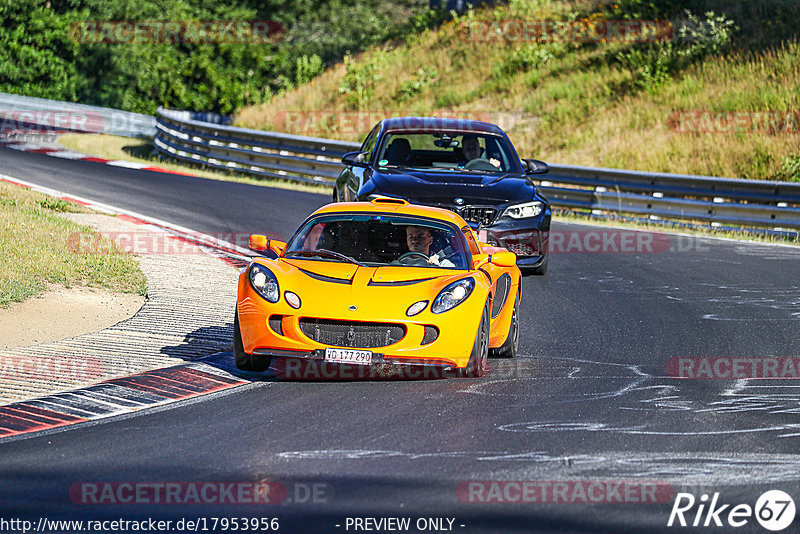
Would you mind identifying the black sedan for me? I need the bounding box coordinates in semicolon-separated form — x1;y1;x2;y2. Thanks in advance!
334;116;551;275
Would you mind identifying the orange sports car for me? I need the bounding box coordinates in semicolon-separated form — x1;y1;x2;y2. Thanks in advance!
234;197;521;378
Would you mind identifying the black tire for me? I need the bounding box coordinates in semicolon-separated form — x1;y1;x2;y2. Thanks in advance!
522;257;548;276
233;309;272;372
491;290;519;358
463;300;490;378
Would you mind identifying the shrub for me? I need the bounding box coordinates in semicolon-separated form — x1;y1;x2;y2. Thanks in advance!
295;54;324;86
396;66;439;101
616;10;736;93
337;51;386;108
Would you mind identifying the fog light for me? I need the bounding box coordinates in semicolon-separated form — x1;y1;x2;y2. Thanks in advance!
406;300;428;317
285;291;301;309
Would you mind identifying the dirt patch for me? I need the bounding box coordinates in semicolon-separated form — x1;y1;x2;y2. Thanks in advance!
0;285;144;349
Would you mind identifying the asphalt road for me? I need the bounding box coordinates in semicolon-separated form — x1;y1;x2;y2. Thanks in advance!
2;146;800;533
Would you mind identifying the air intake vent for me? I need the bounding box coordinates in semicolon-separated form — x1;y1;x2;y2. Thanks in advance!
268;315;284;336
299;318;406;348
370;197;409;206
421;325;439;345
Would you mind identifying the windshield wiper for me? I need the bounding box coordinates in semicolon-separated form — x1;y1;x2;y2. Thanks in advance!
285;248;365;267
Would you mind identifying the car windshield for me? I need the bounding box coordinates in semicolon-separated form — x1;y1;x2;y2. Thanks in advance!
285;214;470;269
375;131;520;173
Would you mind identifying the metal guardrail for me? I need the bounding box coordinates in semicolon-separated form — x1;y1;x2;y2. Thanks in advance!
155;107;357;185
153;107;800;229
0;92;155;138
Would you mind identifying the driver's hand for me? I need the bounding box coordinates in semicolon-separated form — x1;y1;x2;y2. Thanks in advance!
490;157;501;168
427;254;441;266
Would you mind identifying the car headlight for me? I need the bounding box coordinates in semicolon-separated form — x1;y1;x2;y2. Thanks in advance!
431;278;475;314
249;264;279;303
503;201;543;219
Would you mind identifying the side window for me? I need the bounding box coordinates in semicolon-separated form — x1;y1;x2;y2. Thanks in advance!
360;126;380;163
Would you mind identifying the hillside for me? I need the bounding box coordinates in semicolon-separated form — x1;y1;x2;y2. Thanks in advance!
236;0;800;181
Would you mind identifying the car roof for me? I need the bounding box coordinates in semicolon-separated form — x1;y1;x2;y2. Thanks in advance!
311;199;470;228
379;116;504;135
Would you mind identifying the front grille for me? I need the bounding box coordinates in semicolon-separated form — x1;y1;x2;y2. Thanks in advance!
299;318;406;348
453;206;499;226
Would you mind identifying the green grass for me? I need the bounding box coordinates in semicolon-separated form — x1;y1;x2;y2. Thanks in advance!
0;182;147;307
236;0;800;181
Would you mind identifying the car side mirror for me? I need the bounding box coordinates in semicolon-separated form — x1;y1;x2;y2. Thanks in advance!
523;159;549;175
341;151;369;167
249;235;286;256
489;251;517;268
249;234;268;252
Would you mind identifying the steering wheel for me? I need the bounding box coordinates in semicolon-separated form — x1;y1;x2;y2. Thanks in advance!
397;251;429;263
465;158;498;171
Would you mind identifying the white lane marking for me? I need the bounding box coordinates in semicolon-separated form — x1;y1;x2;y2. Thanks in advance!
107;160;150;169
48;150;93;160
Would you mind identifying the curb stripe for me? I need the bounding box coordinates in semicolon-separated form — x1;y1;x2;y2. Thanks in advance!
1;140;201;178
0;361;247;439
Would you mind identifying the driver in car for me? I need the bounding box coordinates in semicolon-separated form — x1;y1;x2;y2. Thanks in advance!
397;226;455;267
460;134;501;169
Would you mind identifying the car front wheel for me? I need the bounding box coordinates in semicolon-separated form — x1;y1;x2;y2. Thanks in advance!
491;290;519;358
463;299;490;378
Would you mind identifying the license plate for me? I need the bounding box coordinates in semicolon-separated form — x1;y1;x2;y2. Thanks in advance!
325;347;372;366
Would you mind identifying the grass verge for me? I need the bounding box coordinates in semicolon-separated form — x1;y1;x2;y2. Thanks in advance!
57;134;330;195
0;181;147;307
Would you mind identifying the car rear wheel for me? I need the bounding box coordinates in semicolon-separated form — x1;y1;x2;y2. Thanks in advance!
233;309;272;372
491;290;519;358
463;300;490;378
